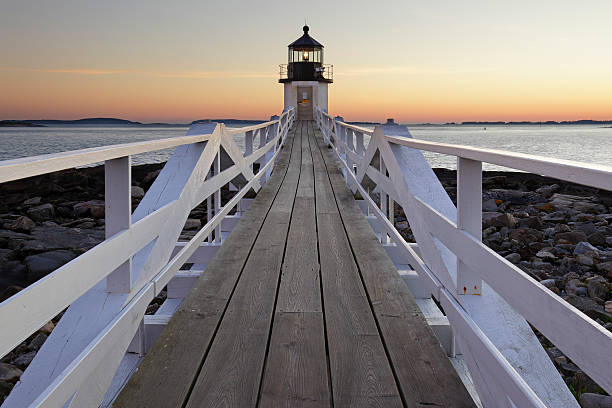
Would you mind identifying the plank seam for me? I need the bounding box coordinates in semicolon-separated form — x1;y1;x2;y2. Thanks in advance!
255;121;304;407
179;123;300;408
307;121;335;408
311;126;409;408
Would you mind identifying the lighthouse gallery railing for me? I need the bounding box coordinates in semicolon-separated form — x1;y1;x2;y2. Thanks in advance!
315;106;612;408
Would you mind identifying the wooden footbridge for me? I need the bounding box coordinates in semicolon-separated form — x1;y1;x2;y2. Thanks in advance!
1;69;612;408
113;120;473;407
1;106;611;408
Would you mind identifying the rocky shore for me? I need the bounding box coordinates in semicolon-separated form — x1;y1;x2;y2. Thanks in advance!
0;164;610;405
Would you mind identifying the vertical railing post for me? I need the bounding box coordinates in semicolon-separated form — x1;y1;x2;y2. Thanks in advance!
457;157;483;295
105;156;132;293
380;156;388;244
214;150;222;243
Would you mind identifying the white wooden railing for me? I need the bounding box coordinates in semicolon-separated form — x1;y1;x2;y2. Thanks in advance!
315;106;612;408
0;107;295;407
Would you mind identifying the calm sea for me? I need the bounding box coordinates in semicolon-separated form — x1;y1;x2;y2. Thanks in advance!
0;124;610;171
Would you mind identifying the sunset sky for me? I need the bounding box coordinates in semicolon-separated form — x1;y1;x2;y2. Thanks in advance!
1;0;612;123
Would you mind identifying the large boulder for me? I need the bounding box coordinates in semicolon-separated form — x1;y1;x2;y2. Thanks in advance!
0;363;22;383
482;212;516;228
509;228;543;244
73;200;105;218
26;203;55;221
555;231;587;245
579;393;612;408
25;250;76;282
18;225;104;253
5;216;36;233
0;261;27;289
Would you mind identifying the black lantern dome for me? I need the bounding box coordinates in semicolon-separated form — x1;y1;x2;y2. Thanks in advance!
279;25;332;83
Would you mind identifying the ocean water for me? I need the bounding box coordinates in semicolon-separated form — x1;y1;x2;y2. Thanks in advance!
0;124;610;171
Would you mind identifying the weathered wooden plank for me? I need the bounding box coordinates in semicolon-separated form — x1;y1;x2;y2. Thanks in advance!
312;125;476;407
114;125;299;408
184;124;303;407
259;312;329;408
259;123;330;407
310;122;403;408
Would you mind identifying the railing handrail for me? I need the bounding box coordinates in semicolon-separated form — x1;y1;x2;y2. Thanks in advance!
320;108;612;191
0;112;292;185
0;107;296;408
314;105;612;408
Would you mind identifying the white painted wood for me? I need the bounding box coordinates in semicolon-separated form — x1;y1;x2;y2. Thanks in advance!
167;270;203;299
0;107;295;407
0;134;214;184
105;157;132;293
414;196;612;396
456;157;482;296
0;202;172;359
100;353;142;408
315;107;582;407
28;284;154;408
440;289;547;408
387;135;612;190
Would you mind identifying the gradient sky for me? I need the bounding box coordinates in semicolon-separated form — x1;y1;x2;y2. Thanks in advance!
1;0;612;123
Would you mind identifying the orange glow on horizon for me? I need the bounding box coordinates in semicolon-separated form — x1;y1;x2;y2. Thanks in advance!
1;1;612;124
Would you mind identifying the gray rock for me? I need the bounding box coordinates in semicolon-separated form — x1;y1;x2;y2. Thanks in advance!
0;248;13;263
605;301;612;314
556;231;587;244
540;279;556;289
579;393;612;408
574;241;600;256
395;221;408;230
565;279;583;296
504;253;521;264
606;237;612;246
11;351;36;368
586;276;608;299
485;189;544;205
24;250;76;282
73;200;105;218
542;211;567;222
596;261;612;277
518;216;543;229
576;254;594;266
5;216;36;232
183;218;201;231
536;250;556;260
19;225;104;253
131;186;145;199
482;198;498;212
588;232;606;246
26;203;55;221
535;184;559;198
509;228;543;244
28;333;47;351
22;196;41;206
0;261;27;289
0;363;22;382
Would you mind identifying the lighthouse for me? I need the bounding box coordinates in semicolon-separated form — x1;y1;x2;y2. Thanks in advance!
279;25;332;120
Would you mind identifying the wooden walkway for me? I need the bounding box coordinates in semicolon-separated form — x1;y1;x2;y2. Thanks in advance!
115;121;475;408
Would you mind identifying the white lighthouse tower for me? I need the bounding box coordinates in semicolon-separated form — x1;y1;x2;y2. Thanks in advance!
279;25;333;120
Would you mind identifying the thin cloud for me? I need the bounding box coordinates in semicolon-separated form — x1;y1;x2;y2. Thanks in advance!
338;66;499;76
21;68;132;75
1;66;276;79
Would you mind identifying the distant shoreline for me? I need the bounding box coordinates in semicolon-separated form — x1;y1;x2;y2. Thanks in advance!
2;117;612;128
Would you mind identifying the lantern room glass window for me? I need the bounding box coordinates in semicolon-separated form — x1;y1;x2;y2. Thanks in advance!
289;48;322;63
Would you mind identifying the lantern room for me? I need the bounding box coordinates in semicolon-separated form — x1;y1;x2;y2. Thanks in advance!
280;25;332;119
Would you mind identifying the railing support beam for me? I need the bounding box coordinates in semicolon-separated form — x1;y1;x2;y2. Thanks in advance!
105;156;132;293
456;157;482;295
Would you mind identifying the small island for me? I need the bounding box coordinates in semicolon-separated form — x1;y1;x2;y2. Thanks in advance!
0;120;46;127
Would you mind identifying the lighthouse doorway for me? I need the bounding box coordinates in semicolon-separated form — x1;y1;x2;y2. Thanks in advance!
297;86;313;120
